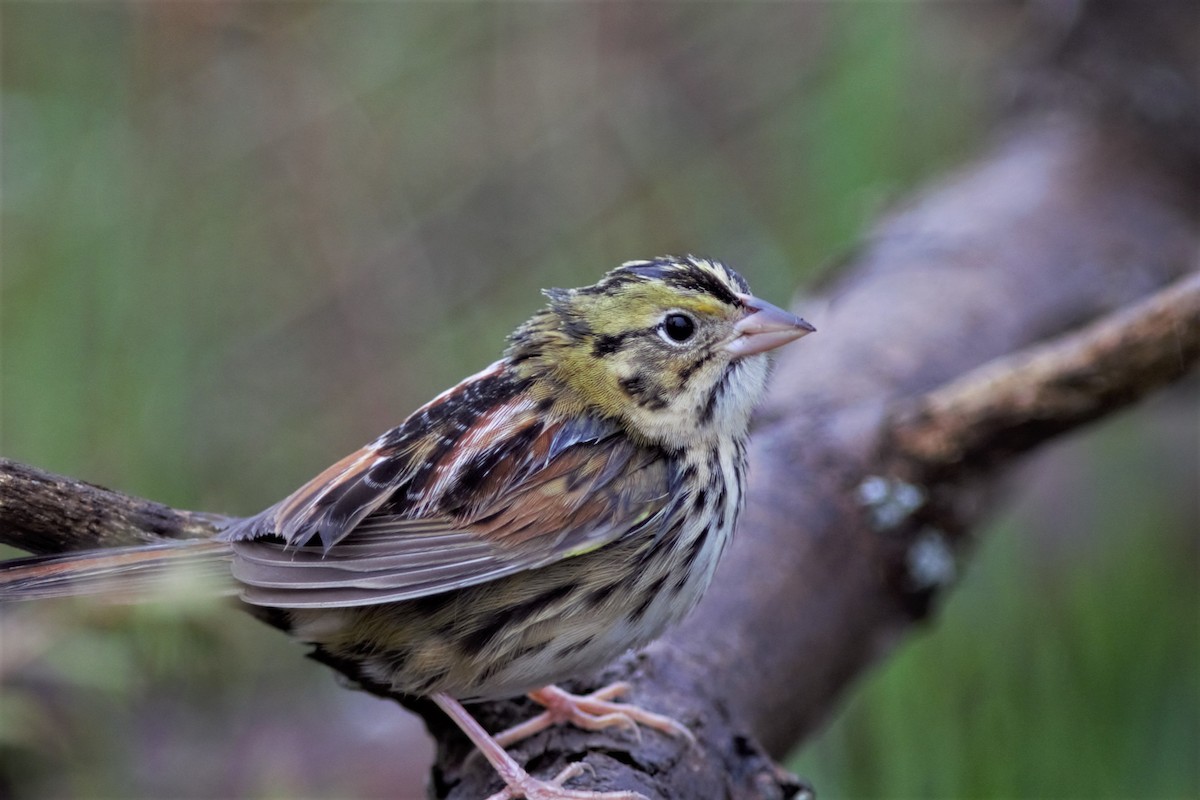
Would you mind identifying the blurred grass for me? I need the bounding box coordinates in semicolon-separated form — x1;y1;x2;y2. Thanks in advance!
1;3;1194;799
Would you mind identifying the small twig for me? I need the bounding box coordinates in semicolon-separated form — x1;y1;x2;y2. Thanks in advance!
887;270;1200;477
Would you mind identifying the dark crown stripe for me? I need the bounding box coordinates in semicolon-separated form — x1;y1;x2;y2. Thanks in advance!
607;256;745;306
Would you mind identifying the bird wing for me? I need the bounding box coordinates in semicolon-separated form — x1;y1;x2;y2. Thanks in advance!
227;406;679;609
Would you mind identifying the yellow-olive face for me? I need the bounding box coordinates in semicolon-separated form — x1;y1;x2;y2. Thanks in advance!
508;256;811;447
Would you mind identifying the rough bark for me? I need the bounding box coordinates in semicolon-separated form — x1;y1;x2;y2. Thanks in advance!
0;463;224;554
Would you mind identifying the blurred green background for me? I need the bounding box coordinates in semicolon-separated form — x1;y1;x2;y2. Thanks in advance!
1;4;1195;799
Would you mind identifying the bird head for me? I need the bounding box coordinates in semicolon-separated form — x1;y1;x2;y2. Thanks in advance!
508;256;814;448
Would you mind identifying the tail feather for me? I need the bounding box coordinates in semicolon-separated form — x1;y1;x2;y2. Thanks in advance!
0;540;236;601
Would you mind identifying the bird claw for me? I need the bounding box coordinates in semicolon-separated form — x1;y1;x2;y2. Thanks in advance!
484;761;647;800
436;693;649;800
492;682;695;748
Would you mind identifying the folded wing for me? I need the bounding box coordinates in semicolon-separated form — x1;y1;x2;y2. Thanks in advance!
228;408;677;608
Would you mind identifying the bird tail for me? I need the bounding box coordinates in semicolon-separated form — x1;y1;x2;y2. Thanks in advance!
0;540;236;602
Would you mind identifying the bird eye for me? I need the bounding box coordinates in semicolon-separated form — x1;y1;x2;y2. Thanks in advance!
661;313;696;343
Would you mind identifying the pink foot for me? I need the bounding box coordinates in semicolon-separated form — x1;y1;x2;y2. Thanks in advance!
493;682;695;748
484;762;646;800
434;693;648;800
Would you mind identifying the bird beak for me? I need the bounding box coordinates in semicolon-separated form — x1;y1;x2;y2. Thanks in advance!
724;293;816;358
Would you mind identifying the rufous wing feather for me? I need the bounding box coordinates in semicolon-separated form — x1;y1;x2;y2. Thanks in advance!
228;417;677;609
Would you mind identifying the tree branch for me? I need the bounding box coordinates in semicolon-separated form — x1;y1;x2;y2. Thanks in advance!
886;270;1200;477
0;460;224;555
643;109;1198;771
2;109;1194;796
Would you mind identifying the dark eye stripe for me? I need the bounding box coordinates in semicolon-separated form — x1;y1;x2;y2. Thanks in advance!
591;332;632;357
591;325;661;358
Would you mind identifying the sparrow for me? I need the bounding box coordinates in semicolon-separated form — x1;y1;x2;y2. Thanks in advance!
0;255;814;800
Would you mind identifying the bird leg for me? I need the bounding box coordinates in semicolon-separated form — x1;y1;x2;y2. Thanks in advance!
433;693;647;800
492;682;695;748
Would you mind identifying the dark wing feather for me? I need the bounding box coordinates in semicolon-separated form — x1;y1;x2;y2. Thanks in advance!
228;404;676;609
218;445;416;549
219;360;516;551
